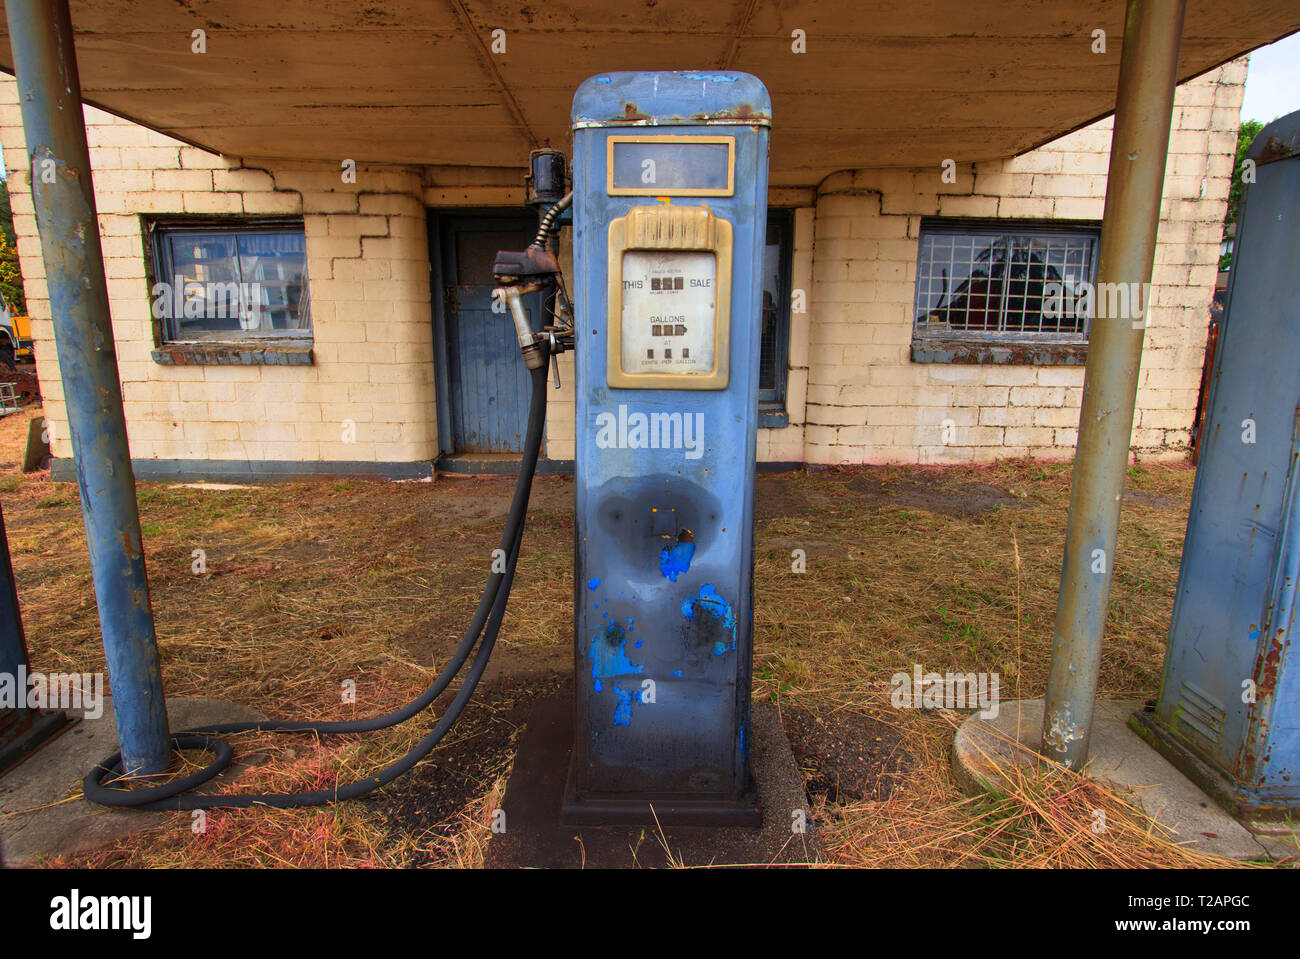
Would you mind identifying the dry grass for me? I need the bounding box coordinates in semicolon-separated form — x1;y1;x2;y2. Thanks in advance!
0;405;1270;868
749;461;1190;711
816;710;1261;869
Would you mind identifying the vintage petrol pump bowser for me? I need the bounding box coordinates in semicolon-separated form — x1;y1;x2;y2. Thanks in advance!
563;72;770;824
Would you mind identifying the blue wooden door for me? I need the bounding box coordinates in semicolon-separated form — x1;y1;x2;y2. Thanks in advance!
440;216;540;453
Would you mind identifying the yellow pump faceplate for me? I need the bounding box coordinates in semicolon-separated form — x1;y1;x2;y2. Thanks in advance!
605;204;733;390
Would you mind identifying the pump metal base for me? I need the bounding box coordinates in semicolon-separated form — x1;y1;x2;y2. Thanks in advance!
1129;707;1300;825
0;708;73;776
560;780;761;828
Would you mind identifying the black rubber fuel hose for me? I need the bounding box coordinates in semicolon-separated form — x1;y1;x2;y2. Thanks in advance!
84;356;550;810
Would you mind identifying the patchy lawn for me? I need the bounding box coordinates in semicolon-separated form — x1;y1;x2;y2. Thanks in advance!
0;406;1257;867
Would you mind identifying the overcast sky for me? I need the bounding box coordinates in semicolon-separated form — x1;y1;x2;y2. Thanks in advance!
1240;29;1300;125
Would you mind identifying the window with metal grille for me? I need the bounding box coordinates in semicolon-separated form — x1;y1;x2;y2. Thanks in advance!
148;218;311;343
759;209;793;425
912;220;1099;361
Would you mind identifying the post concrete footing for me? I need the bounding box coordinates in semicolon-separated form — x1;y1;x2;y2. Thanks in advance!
953;698;1298;862
0;696;265;866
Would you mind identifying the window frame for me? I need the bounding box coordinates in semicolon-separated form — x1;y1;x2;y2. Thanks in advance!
145;215;314;365
910;217;1101;366
759;208;794;426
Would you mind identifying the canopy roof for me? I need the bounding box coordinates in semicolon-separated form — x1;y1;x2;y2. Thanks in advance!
1;2;1294;185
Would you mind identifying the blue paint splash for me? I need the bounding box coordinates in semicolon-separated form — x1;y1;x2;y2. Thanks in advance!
670;669;683;678
587;578;600;591
682;583;737;655
588;622;644;724
659;540;695;581
610;684;636;726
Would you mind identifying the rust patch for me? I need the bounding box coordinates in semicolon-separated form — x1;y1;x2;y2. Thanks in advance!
1255;132;1300;167
691;103;759;122
612;102;768;125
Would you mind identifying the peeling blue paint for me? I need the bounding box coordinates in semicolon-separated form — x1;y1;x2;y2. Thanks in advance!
680;72;740;83
611;684;636;726
589;624;644;721
680;584;738;655
659;540;695;581
587;578;601;591
670;669;683;677
590;628;642;677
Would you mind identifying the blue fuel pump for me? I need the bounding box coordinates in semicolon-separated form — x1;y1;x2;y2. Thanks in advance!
563;72;771;825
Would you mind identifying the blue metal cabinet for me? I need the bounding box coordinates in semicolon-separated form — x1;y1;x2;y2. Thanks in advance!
1134;110;1300;819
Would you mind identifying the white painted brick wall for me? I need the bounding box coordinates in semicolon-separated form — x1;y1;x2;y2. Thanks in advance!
0;81;437;467
789;62;1243;466
1;58;1245;472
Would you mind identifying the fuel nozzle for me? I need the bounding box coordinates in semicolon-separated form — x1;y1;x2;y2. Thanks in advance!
492;248;561;371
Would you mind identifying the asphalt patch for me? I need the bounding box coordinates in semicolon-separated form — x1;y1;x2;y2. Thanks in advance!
781;704;913;804
367;672;566;866
482;680;822;867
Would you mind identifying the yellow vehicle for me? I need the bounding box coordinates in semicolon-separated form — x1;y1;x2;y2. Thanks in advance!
0;294;33;366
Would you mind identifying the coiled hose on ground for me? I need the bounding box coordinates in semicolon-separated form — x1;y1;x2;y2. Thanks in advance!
83;355;550;810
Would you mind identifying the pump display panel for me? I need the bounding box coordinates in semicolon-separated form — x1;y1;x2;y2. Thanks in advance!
605;204;733;389
619;250;717;376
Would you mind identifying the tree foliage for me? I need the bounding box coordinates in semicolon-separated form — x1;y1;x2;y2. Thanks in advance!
0;176;24;313
1220;119;1264;270
0;233;24;315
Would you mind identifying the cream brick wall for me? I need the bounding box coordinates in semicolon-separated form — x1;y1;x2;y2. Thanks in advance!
0;79;437;468
789;59;1244;466
0;58;1245;472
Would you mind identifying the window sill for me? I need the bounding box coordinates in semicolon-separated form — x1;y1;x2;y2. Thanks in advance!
151;342;314;366
911;339;1088;366
758;406;790;429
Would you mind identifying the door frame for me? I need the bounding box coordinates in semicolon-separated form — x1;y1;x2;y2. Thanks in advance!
427;208;538;458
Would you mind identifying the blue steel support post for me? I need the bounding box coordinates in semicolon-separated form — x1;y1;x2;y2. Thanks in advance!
4;0;169;774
